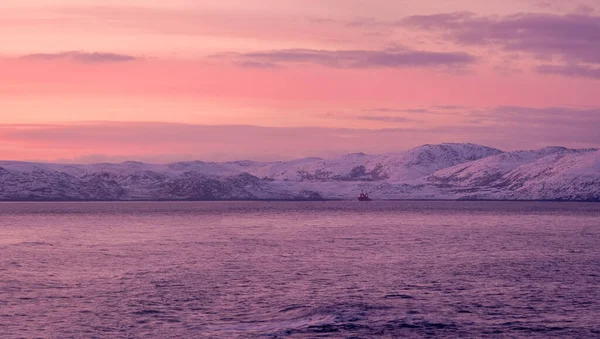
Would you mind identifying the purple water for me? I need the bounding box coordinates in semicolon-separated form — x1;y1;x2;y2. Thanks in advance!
1;201;599;338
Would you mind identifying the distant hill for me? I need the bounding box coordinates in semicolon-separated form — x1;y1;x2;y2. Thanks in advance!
1;143;598;201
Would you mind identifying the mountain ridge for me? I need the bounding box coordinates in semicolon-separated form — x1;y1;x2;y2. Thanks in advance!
1;143;599;201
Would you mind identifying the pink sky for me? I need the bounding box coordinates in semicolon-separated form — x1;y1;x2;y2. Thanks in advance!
1;0;599;162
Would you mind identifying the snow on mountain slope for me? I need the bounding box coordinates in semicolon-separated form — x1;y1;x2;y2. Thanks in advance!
492;149;600;201
242;143;502;182
1;143;598;201
427;146;584;188
0;166;314;201
428;147;600;201
0;161;88;177
0;166;127;200
379;143;503;182
0;143;500;183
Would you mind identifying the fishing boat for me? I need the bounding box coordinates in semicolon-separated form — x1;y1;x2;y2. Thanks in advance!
358;191;372;201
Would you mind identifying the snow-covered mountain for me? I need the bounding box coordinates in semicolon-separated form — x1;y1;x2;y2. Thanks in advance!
1;143;598;201
240;143;502;182
427;147;600;201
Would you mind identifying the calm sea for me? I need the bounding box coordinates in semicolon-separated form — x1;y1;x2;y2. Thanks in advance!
1;201;599;338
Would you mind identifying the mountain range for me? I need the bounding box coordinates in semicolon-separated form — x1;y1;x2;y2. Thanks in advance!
1;143;599;201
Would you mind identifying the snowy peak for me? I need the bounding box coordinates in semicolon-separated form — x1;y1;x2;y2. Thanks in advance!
428;147;600;201
407;143;503;162
1;143;599;201
495;149;600;201
398;143;503;178
242;143;502;183
428;146;596;187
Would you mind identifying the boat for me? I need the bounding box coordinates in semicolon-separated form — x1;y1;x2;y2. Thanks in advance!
358;191;372;201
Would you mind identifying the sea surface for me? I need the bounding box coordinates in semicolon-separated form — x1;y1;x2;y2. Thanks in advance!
1;201;599;338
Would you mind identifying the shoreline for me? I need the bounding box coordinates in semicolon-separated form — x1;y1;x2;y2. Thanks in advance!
0;199;598;203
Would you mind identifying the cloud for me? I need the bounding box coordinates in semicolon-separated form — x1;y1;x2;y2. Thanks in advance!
402;12;600;74
347;17;387;27
493;105;600;117
21;51;138;63
472;106;600;129
235;61;280;69
0;122;432;162
434;105;472;110
363;108;432;114
356;116;415;123
528;0;598;13
1;108;599;163
326;107;434;124
362;108;405;113
536;64;600;79
221;48;477;69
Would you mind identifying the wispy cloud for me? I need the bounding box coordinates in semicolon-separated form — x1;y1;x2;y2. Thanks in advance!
362;108;407;113
359;108;435;116
346;17;389;27
326;108;429;124
3;106;599;162
434;105;471;110
401;12;600;78
362;108;438;114
220;48;477;69
528;0;598;13
536;64;600;79
356;116;416;123
235;60;280;69
21;51;138;63
472;106;600;128
0;122;429;162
